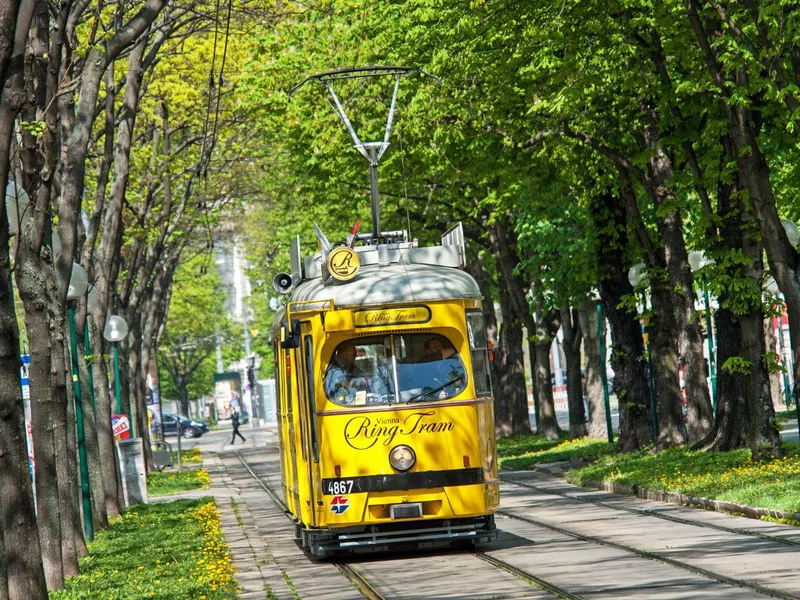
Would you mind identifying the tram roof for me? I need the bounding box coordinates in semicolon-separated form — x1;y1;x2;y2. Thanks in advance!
288;261;481;310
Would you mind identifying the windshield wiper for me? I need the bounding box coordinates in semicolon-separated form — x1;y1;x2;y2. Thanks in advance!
407;376;464;403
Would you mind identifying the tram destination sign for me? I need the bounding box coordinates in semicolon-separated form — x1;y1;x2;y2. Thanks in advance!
354;305;431;328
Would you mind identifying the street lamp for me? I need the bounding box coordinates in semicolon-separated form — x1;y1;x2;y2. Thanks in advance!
66;262;93;540
782;218;800;248
628;262;658;437
688;250;717;416
103;315;129;426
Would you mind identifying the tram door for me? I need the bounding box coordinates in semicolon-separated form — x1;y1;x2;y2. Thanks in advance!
296;322;320;526
273;344;288;507
279;345;301;516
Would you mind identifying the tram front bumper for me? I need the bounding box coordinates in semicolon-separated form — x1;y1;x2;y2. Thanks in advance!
302;515;496;557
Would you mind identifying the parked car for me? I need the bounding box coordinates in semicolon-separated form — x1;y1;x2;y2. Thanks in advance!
162;412;209;438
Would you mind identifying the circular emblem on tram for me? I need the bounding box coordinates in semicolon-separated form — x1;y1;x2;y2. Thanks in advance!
327;247;360;281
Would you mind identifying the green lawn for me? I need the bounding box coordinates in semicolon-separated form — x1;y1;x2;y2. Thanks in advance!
148;468;211;496
568;442;800;515
498;434;616;470
51;498;237;600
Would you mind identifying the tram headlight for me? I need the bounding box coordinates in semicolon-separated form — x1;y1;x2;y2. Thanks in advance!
389;445;416;472
486;439;494;468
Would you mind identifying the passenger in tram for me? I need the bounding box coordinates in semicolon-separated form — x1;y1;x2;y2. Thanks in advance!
423;335;457;361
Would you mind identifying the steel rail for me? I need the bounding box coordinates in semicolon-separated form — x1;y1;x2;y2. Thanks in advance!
498;509;800;600
235;451;387;600
334;563;388;600
473;552;584;600
502;477;800;548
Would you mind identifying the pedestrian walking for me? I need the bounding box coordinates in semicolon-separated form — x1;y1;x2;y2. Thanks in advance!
231;409;246;444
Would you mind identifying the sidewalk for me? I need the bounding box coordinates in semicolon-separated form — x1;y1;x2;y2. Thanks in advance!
194;449;367;599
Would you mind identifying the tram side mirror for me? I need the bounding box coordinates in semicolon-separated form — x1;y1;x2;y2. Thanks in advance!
279;319;301;349
273;272;294;295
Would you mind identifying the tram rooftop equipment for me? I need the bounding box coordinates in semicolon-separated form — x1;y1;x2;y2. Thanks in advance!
278;66;461;301
288;66;439;246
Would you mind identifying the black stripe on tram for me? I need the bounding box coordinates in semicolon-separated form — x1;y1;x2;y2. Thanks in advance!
322;468;483;494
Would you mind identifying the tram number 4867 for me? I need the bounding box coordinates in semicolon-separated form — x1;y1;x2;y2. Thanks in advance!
326;479;354;495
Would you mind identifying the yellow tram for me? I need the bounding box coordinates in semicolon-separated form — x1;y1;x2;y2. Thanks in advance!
271;234;499;557
270;66;498;557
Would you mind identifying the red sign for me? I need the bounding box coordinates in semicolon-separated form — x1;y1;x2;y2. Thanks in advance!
112;415;131;440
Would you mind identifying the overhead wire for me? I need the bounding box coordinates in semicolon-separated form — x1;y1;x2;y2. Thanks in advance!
205;0;234;177
199;0;222;174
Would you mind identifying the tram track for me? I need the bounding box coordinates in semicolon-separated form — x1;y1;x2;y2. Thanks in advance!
502;476;800;548
472;551;584;600
497;508;800;600
234;450;580;599
234;451;389;599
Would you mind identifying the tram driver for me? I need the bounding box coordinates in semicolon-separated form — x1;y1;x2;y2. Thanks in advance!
325;340;396;405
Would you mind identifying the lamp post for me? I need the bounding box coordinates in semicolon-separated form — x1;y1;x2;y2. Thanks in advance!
66;262;93;540
103;315;129;434
628;263;658;437
688;250;718;416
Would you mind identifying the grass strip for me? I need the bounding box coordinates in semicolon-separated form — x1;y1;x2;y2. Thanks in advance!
498;435;616;470
148;468;211;496
51;498;237;600
567;442;800;515
171;447;203;464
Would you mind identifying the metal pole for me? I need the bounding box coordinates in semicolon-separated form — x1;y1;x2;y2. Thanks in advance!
84;325;96;412
67;305;94;541
215;328;224;372
596;302;613;443
366;145;381;240
783;302;800;429
702;276;717;416
242;301;251;356
642;292;658;439
113;343;122;414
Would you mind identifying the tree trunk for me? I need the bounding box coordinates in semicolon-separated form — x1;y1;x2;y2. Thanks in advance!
534;310;562;440
0;258;47;600
53;310;85;563
0;1;49;596
179;376;190;420
561;306;587;438
128;327;154;471
89;313;122;516
16;249;63;589
683;12;800;433
592;192;654;451
699;166;781;455
640;102;713;443
578;302;608;439
649;279;689;447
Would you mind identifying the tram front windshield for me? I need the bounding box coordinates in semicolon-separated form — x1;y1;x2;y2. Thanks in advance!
324;334;467;406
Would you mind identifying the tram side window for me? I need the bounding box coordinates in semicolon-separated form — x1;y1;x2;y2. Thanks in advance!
466;310;492;396
323;334;467;406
